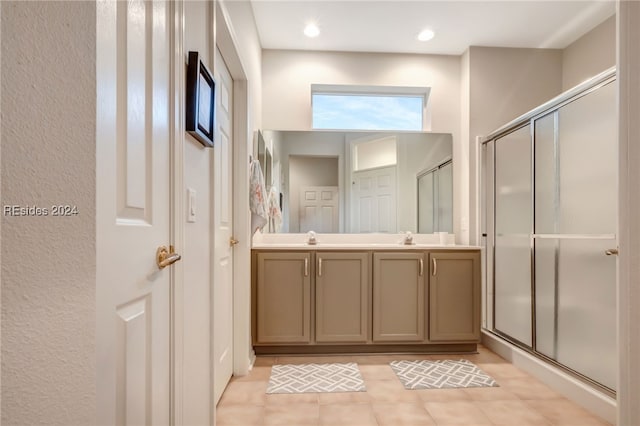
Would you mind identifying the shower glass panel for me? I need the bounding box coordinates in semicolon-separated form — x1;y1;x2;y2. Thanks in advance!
534;81;617;390
494;125;532;347
417;161;453;233
417;172;434;233
438;162;453;233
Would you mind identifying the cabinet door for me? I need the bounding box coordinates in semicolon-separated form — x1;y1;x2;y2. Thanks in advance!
373;252;425;342
316;252;369;343
256;252;311;343
429;252;481;342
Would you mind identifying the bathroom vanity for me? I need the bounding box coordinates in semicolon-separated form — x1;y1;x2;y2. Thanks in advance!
251;236;481;355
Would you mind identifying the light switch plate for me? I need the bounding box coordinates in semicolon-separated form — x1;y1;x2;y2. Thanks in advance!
187;188;196;223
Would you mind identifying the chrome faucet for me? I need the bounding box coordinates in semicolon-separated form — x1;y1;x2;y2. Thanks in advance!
403;231;414;245
307;231;317;245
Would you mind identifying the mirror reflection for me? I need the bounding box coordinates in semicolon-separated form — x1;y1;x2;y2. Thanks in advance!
255;130;453;234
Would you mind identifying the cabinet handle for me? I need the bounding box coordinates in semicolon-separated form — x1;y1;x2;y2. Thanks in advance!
304;258;309;277
419;259;424;276
318;257;323;277
432;258;437;276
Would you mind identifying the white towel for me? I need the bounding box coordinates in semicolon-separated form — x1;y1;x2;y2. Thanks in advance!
249;160;268;234
267;186;283;233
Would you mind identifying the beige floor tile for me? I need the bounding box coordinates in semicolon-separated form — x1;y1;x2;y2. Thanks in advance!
359;364;398;381
275;355;354;365
415;388;471;403
233;366;272;382
372;402;436;426
475;362;531;380
264;402;320;426
216;404;264;426
477;400;552;425
366;379;421;404
265;392;319;405
254;356;277;367
499;378;563;400
548;416;612;426
462;386;519;401
423;401;492;425
319;403;378;426
318;391;371;405
351;355;400;365
525;399;601;423
218;381;268;406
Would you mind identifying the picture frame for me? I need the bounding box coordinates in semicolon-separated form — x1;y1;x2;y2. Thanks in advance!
186;51;215;148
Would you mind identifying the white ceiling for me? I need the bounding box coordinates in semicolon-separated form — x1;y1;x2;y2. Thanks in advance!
249;1;615;55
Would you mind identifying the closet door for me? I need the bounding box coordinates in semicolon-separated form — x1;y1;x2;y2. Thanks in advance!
494;124;532;347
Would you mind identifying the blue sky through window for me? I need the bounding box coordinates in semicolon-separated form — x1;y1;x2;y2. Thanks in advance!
312;93;423;131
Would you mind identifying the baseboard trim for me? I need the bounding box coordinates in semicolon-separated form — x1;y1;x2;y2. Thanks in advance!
482;330;616;424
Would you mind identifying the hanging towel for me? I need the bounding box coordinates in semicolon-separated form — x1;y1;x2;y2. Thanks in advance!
267;186;283;233
249;160;268;234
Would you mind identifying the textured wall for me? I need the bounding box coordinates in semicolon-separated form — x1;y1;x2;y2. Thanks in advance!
1;2;96;425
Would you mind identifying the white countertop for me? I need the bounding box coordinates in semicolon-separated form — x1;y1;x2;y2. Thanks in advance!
251;243;481;250
251;232;481;250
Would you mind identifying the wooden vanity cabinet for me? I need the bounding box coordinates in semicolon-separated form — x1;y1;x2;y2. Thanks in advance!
372;252;426;342
315;252;369;343
252;248;481;351
428;251;481;342
255;251;311;344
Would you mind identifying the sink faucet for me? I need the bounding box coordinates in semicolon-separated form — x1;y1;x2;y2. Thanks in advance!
307;231;317;245
403;231;414;245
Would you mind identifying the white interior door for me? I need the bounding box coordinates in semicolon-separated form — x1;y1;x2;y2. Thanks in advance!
97;1;173;424
299;186;339;233
213;47;234;405
351;165;397;233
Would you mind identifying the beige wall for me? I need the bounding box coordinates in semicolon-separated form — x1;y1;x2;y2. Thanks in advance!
563;15;616;91
1;2;96;424
466;47;564;244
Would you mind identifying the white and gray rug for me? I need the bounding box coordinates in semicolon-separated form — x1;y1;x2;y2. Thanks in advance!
389;359;498;390
266;362;366;394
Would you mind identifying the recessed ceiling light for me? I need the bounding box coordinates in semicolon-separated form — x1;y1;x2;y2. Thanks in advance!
304;23;320;38
418;29;435;42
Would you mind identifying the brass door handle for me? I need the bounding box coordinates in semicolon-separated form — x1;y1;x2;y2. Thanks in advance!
157;245;181;269
432;258;437;276
605;248;619;256
230;237;239;246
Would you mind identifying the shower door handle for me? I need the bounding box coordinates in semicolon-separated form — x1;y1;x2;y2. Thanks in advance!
605;248;619;256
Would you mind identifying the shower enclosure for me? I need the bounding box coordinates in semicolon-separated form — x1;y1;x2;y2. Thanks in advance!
481;68;617;393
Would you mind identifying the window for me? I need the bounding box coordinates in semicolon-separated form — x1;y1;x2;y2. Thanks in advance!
311;85;429;131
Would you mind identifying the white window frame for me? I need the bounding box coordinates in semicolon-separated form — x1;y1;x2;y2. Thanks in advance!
310;84;431;131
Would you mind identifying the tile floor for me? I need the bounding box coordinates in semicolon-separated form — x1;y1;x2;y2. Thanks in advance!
216;345;612;426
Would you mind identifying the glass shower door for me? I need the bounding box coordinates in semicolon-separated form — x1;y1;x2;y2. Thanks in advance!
534;81;617;390
494;124;533;347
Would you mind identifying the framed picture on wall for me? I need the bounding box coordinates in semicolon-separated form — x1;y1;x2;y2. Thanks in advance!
186;51;215;147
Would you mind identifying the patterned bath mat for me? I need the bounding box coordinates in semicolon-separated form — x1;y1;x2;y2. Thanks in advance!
266;362;366;394
389;359;498;390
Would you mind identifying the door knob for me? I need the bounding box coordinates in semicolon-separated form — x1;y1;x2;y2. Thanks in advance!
156;245;181;269
230;237;239;246
605;248;619;256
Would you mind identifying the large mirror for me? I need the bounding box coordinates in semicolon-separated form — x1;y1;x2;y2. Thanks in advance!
256;130;453;234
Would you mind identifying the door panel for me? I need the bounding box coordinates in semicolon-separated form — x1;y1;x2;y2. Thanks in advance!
97;1;171;424
299;186;339;233
352;166;397;233
315;252;369;343
213;48;235;405
373;252;425;342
